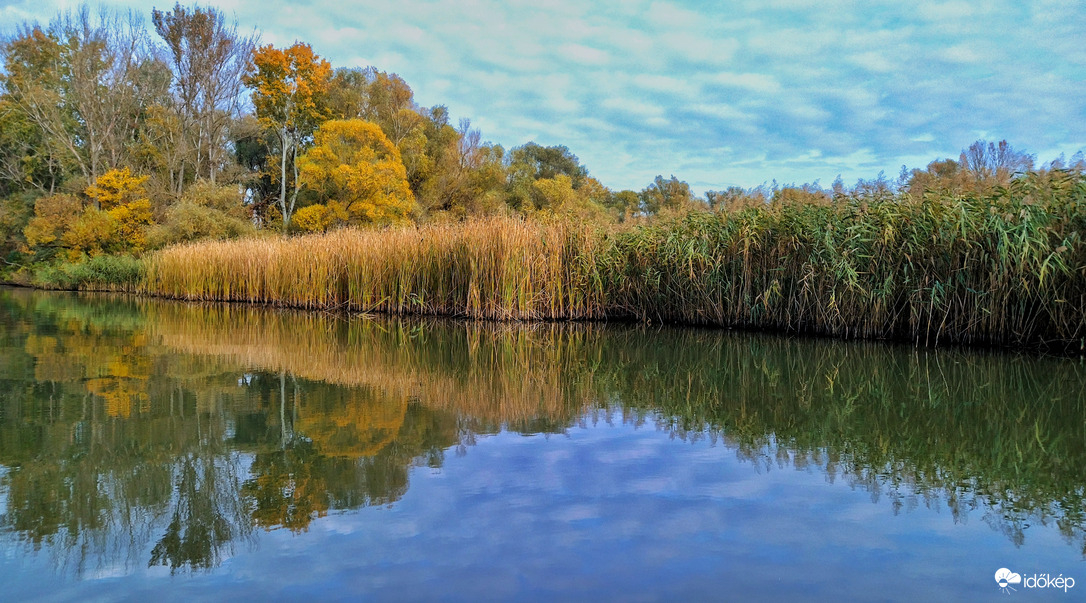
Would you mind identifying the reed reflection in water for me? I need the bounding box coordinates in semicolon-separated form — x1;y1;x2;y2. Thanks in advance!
1;286;1084;581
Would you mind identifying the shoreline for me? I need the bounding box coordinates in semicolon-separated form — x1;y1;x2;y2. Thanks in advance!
9;187;1086;356
4;281;1080;358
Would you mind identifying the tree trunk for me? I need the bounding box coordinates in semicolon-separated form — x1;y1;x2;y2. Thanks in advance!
279;128;291;233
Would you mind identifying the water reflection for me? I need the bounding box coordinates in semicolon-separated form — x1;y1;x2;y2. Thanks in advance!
1;287;1084;579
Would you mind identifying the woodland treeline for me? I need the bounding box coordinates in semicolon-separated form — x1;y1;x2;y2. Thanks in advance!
1;6;1079;259
1;2;655;274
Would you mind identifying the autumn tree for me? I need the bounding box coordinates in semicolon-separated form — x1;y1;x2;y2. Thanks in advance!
148;180;254;247
327;67;422;146
22;194;84;251
152;4;256;188
84;167;153;251
639;175;696;214
504;143;589;211
326;68;491;215
603;189;641;221
243;42;331;231
705;186;767;212
23;168;153;258
770;184;831;207
905;158;971;198
295;119;415;230
959;139;1034;188
906;140;1035;199
0;9;166;187
414;117;507;216
0;96;63;196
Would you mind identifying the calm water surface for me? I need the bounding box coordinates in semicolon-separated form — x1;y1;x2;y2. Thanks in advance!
1;287;1084;601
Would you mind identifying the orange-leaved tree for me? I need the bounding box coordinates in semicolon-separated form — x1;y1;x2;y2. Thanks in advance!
296;118;416;230
243;42;332;232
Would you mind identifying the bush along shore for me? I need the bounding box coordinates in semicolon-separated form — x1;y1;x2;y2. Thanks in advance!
141;174;1086;352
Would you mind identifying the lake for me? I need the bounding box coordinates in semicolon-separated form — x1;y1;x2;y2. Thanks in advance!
1;286;1083;601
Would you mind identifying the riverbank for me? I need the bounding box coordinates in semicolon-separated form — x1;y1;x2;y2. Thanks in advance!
138;186;1086;352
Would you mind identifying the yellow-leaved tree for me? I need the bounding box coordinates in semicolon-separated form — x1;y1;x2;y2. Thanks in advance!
85;167;153;252
243;42;332;232
24;167;153;259
296;119;416;231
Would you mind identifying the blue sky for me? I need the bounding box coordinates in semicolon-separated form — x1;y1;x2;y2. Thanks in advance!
3;0;1085;194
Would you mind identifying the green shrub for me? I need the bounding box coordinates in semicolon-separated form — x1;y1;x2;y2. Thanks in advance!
31;254;145;291
148;202;254;248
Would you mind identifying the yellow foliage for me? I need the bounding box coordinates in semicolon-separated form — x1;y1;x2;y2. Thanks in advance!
298;119;416;226
24;174;153;256
245;43;332;134
533;174;579;211
107;198;153;252
531;175;610;223
85;377;150;418
293;202;348;233
85;167;150;210
61;209;119;258
296;394;407;458
181;180;248;217
23;194;82;248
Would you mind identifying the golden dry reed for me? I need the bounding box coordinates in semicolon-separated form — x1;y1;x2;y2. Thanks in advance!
143;217;607;320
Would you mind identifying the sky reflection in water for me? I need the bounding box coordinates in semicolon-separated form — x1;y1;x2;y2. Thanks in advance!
1;287;1084;601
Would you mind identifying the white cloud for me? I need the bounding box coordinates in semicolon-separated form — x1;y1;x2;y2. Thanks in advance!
707;72;782;94
601;97;665;118
557;43;610;65
689;103;753;122
942;44;983;64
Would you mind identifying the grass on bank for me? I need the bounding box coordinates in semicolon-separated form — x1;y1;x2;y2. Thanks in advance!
8;254;146;292
136;173;1086;350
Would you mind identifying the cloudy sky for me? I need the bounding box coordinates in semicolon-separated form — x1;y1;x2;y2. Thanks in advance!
3;0;1085;193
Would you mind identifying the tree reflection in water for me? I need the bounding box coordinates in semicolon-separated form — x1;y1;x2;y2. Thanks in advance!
1;287;1085;576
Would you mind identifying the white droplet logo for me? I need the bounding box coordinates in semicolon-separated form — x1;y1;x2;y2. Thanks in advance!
995;568;1022;593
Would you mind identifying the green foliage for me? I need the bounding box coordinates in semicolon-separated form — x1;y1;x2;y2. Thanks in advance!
148;204;242;248
30;254;144;290
505;143;589;211
638;175;698;214
508;143;588;187
604;173;1086;350
705;186;766;211
147;181;254;247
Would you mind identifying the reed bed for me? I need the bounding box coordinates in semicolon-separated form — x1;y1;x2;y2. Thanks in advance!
143;174;1086;350
605;175;1086;349
143;217;607;320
